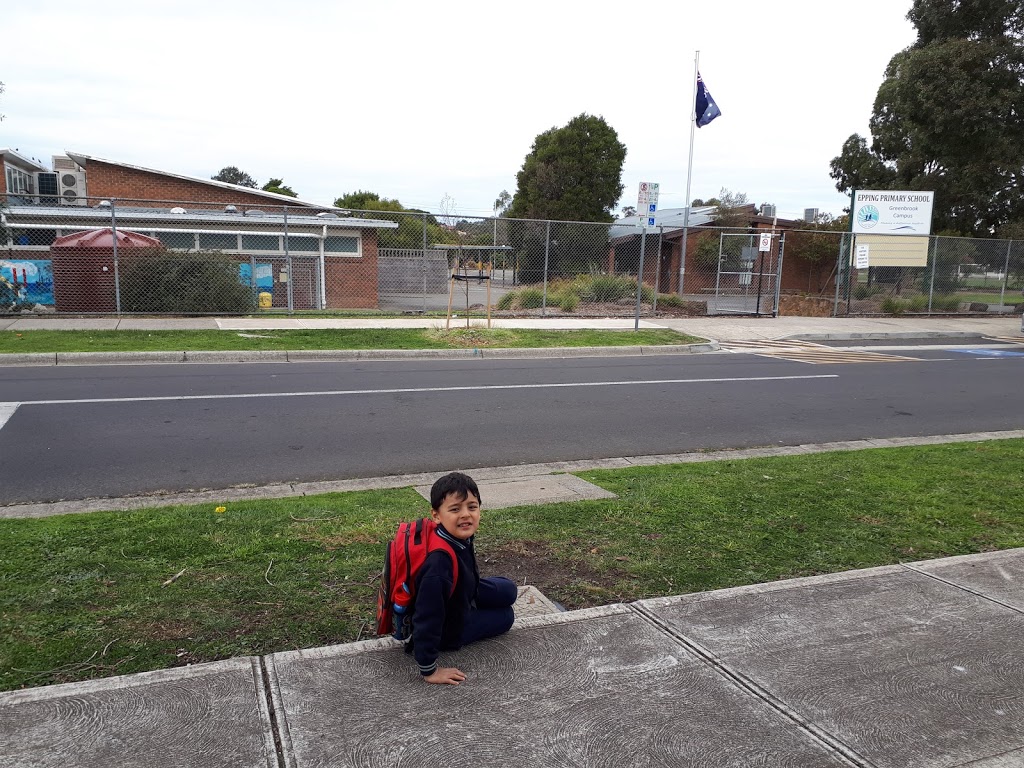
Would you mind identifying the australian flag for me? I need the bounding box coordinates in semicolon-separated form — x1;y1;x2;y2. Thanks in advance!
695;72;721;128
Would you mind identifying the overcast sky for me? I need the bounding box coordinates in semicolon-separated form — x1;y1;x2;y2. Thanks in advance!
3;1;917;221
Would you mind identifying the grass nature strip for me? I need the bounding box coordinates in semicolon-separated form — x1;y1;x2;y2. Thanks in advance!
0;328;700;354
1;439;1021;692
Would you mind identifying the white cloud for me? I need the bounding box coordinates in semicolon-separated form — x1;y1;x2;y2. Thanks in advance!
3;0;916;219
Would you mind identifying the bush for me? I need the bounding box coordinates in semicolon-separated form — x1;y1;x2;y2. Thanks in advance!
938;294;964;311
582;274;632;302
558;293;579;312
120;249;256;314
880;297;907;316
656;292;684;308
852;284;880;300
495;292;516;310
908;294;929;312
517;287;544;309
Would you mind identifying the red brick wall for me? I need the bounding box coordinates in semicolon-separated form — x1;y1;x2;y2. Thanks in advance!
325;231;379;309
81;160;315;210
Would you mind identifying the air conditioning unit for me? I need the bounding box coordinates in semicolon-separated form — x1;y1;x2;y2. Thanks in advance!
52;155;79;172
759;204;776;218
35;172;60;205
58;171;88;206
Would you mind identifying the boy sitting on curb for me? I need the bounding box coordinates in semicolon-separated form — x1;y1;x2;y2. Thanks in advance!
411;472;517;685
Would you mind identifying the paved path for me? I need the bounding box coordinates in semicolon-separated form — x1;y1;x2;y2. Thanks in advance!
2;548;1021;767
1;313;1020;340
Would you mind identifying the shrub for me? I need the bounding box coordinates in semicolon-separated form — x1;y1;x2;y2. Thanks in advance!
583;274;632;302
517;287;544;309
656;293;684;308
908;294;929;312
120;249;256;314
558;293;579;312
938;294;964;311
495;292;516;310
880;297;907;316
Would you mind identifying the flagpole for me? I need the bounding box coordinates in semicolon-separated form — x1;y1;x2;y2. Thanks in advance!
678;50;699;296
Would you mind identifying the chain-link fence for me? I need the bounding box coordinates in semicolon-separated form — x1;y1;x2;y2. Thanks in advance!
2;193;1022;318
834;234;1024;316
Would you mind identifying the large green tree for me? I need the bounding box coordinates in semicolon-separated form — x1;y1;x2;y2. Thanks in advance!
508;113;627;223
332;190;454;249
829;0;1024;236
211;166;257;188
262;178;298;198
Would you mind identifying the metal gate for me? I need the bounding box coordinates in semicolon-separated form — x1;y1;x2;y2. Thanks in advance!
708;232;785;316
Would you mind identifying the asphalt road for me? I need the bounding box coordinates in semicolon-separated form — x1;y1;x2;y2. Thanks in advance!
1;347;1022;505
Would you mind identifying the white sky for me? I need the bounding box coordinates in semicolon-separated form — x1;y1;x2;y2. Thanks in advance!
2;0;917;221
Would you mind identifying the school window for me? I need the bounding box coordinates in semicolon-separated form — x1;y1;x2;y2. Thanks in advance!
5;167;35;195
285;235;318;253
11;229;57;246
241;234;280;251
198;233;239;251
155;231;196;250
324;236;359;254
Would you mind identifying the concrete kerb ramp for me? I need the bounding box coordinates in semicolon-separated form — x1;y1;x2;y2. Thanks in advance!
3;548;1022;767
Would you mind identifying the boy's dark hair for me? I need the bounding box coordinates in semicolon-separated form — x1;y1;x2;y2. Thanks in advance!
430;472;481;510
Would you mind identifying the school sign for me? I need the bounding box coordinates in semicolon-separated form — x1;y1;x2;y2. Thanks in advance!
852;190;934;236
851;190;935;267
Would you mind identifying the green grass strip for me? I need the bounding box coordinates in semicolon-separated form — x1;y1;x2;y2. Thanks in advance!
1;439;1021;691
0;328;700;354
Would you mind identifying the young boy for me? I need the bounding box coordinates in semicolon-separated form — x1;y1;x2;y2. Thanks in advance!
410;472;516;685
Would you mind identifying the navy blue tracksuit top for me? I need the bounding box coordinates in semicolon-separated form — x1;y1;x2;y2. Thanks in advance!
411;526;480;676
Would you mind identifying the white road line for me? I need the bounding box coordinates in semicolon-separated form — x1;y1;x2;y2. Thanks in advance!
0;402;20;431
11;375;839;407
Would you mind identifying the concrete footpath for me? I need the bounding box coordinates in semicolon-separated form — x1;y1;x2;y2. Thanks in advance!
0;314;1021;366
1;547;1022;768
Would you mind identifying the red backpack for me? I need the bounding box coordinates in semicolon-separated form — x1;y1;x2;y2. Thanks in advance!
376;518;458;640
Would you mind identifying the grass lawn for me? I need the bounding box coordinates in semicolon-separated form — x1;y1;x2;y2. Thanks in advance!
1;439;1022;692
0;327;701;354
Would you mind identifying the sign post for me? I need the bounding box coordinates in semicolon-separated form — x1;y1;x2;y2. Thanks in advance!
635;183;659;329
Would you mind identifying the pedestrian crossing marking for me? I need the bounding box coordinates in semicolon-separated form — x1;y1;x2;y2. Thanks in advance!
719;339;918;365
983;336;1024;346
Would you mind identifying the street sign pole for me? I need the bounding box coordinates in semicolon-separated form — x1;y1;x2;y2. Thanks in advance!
634;183;659;330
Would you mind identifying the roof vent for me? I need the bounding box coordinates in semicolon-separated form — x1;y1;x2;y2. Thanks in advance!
170;206;187;214
316;212;338;219
94;200;112;209
224;205;238;213
245;209;265;217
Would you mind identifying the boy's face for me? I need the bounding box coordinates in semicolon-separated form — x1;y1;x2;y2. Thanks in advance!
431;490;481;541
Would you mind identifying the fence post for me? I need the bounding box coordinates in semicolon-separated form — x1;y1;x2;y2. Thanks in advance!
773;233;785;317
927;236;938;312
422;213;428;313
110;199;122;315
832;233;845;317
284;206;294;313
541;220;551;316
652;225;664;310
1000;239;1012;309
634;226;647;330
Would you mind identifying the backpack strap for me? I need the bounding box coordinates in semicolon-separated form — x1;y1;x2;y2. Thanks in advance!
423;518;459;596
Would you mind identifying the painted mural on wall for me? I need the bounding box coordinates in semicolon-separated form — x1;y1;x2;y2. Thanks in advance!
1;260;55;305
239;263;274;295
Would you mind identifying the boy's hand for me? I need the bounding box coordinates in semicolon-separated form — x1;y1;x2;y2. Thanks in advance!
424;667;467;685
